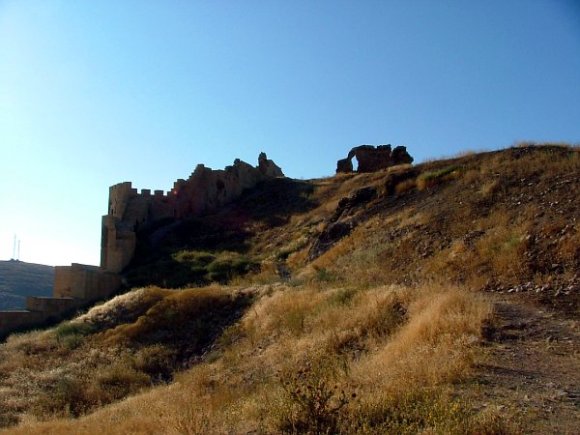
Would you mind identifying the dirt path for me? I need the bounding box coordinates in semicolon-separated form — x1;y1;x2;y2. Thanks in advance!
471;295;580;434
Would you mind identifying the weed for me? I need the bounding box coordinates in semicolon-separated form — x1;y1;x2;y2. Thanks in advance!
394;178;417;195
345;389;475;434
417;165;461;190
55;321;95;349
206;252;258;283
276;360;354;434
327;288;357;306
95;362;151;402
314;267;336;283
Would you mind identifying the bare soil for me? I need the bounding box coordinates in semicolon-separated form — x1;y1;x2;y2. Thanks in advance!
471;293;580;434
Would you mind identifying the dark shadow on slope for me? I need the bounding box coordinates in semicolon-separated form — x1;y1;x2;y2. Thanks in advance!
221;177;318;227
124;178;317;288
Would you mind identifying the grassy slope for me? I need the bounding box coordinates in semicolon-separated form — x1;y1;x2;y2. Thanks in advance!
0;261;54;310
0;144;578;434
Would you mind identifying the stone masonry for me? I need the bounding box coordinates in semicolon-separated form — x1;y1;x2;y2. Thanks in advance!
0;153;283;338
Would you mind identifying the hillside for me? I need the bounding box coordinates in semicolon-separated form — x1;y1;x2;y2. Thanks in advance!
0;261;54;310
0;144;578;434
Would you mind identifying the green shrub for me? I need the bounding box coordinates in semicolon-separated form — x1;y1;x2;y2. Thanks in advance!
55;322;96;349
417;165;460;190
55;322;95;339
206;254;257;283
174;251;215;264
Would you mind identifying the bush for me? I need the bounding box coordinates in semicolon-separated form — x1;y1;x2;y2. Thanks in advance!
133;344;177;382
55;322;96;349
276;361;354;434
95;362;151;402
34;377;90;417
206;253;258;283
327;288;357;306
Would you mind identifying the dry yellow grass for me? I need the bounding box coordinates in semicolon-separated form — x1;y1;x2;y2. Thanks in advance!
3;145;578;433
2;283;499;434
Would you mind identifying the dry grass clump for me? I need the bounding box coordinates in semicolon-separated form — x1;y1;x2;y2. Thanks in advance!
6;145;578;433
3;281;512;435
353;287;489;389
0;286;252;428
394;178;417;195
74;286;169;330
101;286;246;345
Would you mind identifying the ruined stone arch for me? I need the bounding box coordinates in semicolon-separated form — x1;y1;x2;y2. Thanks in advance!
336;144;413;173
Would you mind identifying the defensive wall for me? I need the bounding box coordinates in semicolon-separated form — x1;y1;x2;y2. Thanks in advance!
0;153;283;338
101;153;283;273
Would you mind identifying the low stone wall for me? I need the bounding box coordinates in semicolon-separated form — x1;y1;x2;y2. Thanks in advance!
0;264;122;339
26;297;82;317
54;263;122;300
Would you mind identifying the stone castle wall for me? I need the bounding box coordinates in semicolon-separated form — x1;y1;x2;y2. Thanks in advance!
53;263;122;300
0;152;283;339
101;153;283;273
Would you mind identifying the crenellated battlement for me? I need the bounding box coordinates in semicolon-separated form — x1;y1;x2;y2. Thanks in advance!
101;153;284;274
0;152;284;339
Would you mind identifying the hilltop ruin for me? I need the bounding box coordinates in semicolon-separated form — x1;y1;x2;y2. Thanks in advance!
336;144;413;173
0;153;283;337
102;152;283;273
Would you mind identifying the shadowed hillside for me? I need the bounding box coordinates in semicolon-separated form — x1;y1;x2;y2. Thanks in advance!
0;144;578;434
0;261;54;310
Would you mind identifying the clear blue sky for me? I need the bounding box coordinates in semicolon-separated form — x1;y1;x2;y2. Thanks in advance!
1;0;579;267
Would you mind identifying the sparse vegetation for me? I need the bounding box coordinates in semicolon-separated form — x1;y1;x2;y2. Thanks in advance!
416;164;461;190
1;144;578;434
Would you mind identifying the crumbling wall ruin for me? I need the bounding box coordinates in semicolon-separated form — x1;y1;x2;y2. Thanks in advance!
336;144;413;173
101;153;283;273
0;152;283;339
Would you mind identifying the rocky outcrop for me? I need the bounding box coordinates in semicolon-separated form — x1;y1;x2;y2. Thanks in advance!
308;187;377;260
336;144;413;173
258;152;284;177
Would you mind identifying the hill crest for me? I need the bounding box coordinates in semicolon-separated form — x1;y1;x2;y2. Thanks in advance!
0;143;578;433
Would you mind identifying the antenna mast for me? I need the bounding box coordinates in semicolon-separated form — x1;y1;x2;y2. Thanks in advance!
11;235;21;261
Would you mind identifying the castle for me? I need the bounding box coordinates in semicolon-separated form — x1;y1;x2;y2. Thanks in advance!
0;153;283;338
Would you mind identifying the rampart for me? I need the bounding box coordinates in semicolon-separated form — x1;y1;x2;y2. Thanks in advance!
101;153;283;273
0;153;283;339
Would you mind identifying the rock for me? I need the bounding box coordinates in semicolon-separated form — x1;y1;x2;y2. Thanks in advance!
258;152;284;177
308;221;353;260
